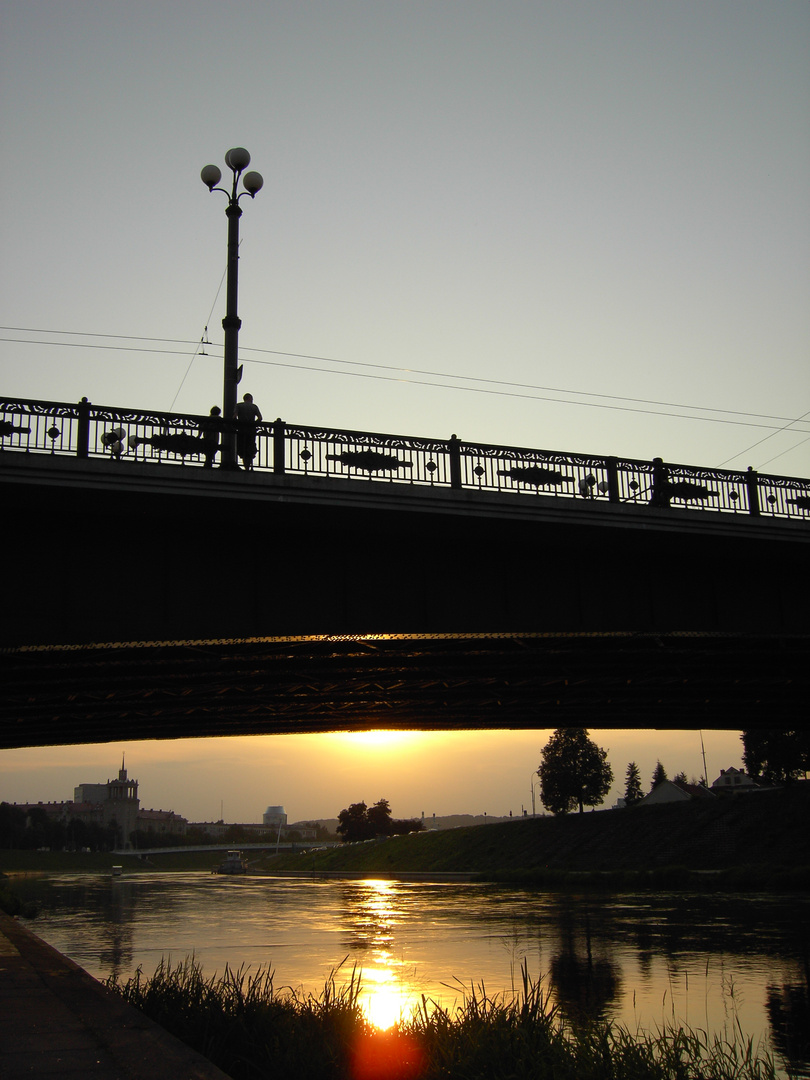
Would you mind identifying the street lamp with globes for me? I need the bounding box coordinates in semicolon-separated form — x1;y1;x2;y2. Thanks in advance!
200;147;263;468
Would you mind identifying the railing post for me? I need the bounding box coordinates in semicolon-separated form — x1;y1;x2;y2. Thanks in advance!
606;456;620;504
273;418;286;475
746;466;760;517
76;397;90;459
449;434;462;490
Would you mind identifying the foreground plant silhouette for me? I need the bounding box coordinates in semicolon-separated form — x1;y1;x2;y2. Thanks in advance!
109;958;784;1080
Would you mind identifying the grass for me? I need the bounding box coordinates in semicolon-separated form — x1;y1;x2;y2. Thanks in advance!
109;958;787;1080
267;785;810;890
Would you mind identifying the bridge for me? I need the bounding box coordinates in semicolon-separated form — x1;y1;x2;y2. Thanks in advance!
116;843;339;857
1;394;808;747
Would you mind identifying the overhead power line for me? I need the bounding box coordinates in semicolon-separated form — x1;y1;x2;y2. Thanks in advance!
718;407;810;468
1;326;808;437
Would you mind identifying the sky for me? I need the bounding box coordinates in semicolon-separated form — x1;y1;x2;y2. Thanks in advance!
0;729;743;826
0;2;802;821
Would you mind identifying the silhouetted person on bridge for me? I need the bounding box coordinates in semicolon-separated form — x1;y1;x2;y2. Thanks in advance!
649;457;671;508
234;393;262;470
199;406;222;468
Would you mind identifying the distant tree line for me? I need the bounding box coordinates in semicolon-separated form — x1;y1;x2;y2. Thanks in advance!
129;824;315;849
0;803;117;851
1;805;334;853
336;799;424;842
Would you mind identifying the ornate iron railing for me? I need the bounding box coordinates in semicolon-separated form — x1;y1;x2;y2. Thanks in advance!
1;395;808;521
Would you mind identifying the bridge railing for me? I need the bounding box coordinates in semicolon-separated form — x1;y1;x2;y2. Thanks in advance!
1;395;808;522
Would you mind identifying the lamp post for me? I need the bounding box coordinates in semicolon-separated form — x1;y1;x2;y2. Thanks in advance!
530;772;541;816
200;148;263;468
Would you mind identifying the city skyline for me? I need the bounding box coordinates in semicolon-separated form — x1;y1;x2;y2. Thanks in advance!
1;728;745;826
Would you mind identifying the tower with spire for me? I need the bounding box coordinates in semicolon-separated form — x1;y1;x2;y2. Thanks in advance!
74;755;140;848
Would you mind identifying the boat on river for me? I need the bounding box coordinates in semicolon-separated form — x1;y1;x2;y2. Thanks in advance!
214;850;248;875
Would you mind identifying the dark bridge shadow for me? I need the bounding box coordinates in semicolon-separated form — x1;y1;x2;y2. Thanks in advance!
1;631;808;749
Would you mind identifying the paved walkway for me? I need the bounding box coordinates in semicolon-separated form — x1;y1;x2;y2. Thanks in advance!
0;910;230;1079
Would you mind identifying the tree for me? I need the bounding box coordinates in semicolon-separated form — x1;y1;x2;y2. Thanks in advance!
623;762;643;805
366;799;392;835
0;803;26;848
651;761;668;789
538;728;613;815
389;817;425;836
336;802;373;843
336;799;423;842
742;730;810;784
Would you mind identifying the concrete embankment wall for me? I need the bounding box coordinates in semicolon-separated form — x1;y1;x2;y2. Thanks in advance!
0;910;228;1080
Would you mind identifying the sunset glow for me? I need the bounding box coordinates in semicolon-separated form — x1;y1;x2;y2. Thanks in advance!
331;730;420;750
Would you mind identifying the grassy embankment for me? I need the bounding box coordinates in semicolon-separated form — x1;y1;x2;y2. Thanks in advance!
268;784;810;890
2;784;808;889
108;956;786;1080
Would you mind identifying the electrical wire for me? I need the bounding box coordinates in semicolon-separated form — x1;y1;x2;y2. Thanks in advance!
755;433;810;471
1;325;808;436
242;353;810;432
718;407;810;468
167;264;228;413
1;324;803;426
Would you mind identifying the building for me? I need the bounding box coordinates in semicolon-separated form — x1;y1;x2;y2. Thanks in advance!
13;757;187;849
72;757;141;847
262;805;287;828
710;767;759;792
638;779;716;807
136;808;189;836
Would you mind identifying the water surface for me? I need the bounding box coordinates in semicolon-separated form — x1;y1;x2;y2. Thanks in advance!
14;873;809;1076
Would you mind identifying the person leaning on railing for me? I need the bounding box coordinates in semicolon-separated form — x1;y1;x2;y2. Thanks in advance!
234;393;262;471
198;406;222;469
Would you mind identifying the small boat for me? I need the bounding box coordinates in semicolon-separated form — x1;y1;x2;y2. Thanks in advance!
214;850;248;875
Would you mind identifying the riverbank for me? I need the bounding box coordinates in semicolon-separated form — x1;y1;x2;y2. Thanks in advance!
0;910;229;1080
269;784;810;888
2;785;808;887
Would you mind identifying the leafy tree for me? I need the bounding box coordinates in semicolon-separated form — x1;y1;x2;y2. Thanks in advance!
538;728;613;815
336;802;372;843
742;730;810;784
186;825;215;845
366;799;392;835
336;800;423;842
0;803;26;848
651;761;668;789
389;817;425;836
623;762;643;805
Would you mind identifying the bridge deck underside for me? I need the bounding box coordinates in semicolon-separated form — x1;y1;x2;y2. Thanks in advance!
1;632;806;749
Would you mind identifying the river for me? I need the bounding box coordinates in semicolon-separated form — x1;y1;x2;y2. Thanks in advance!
12;872;809;1077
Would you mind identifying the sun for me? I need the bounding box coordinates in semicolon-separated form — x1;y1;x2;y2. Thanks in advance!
336;730;418;749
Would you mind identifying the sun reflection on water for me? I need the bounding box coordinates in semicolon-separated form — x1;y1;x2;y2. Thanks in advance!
342;879;425;1030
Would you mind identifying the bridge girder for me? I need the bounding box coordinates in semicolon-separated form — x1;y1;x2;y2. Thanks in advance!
1;632;806;749
2;456;808;748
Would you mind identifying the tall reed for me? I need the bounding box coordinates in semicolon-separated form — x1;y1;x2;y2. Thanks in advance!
109;958;787;1080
